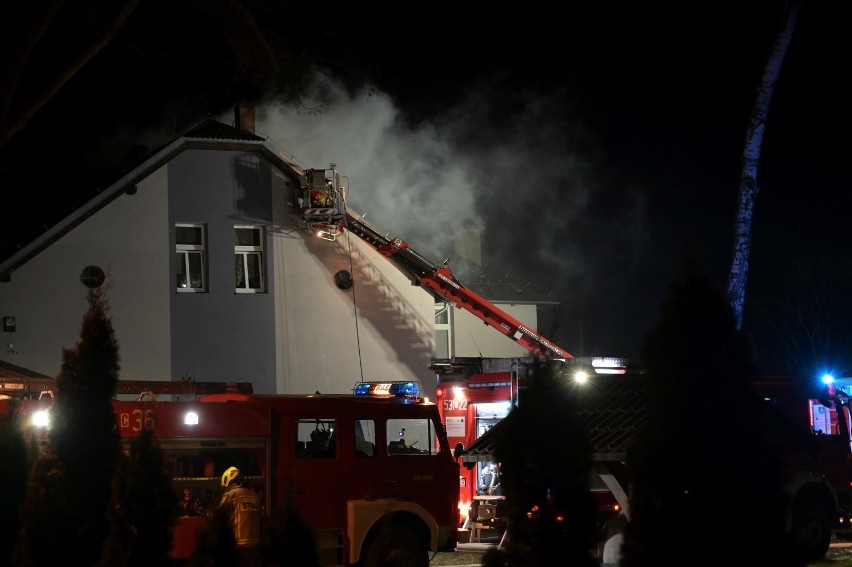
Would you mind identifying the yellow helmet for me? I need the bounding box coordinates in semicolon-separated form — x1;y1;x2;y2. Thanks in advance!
221;466;241;488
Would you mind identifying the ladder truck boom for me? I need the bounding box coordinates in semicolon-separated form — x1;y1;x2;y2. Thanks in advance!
295;165;572;359
345;214;572;359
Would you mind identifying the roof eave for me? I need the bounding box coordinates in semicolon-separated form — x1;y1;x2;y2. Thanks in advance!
1;136;300;281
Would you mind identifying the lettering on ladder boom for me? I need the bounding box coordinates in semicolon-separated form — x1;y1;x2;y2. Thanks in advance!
519;326;563;355
436;273;460;289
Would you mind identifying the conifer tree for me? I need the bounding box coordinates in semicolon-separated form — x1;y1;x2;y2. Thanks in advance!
188;504;240;567
259;492;321;567
98;427;180;567
492;360;597;567
0;406;28;566
14;285;122;567
623;257;792;565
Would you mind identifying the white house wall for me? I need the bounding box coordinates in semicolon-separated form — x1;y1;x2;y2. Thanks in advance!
0;166;171;381
273;186;436;395
344;236;435;389
451;303;539;358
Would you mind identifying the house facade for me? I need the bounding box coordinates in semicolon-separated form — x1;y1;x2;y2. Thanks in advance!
0;107;545;396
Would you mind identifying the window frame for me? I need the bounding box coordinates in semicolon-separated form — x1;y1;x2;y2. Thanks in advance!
175;223;207;293
295;418;336;459
234;225;265;293
385;417;436;456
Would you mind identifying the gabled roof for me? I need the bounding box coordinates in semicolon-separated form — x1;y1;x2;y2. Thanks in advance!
461;373;649;465
580;373;649;459
0;115;300;281
0;360;54;399
184;119;265;142
0;359;51;380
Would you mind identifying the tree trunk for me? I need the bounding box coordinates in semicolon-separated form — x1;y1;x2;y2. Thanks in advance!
727;0;800;330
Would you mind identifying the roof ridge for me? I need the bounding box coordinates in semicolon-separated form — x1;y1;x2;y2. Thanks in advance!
184;118;265;142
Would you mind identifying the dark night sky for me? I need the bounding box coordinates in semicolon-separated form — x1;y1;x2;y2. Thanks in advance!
2;1;850;375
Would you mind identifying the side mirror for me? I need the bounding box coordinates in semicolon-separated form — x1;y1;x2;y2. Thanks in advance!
453;442;464;460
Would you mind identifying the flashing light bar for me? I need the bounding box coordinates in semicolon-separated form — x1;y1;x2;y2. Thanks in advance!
591;357;628;374
595;367;627;375
822;374;839;396
592;357;627;368
353;381;420;398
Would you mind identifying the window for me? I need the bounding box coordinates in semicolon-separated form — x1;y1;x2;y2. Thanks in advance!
435;303;452;359
295;418;336;459
355;419;376;457
176;224;207;292
235;226;264;293
386;417;436;456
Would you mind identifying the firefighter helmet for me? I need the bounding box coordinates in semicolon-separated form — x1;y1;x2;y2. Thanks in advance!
221;466;242;488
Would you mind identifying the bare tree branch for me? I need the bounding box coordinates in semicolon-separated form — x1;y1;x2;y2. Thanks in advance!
0;0;142;148
0;1;66;122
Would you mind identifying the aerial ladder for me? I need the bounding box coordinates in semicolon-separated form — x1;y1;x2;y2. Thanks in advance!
295;166;572;360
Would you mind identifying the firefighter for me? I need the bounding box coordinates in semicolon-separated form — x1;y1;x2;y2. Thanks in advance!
220;466;262;565
181;488;205;516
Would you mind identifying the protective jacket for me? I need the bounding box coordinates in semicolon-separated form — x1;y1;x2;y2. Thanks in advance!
220;485;261;547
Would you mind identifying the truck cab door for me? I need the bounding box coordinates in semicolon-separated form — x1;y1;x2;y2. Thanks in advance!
289;418;343;529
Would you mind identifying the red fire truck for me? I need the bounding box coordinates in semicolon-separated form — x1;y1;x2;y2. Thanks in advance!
431;356;628;531
0;381;460;566
752;374;852;559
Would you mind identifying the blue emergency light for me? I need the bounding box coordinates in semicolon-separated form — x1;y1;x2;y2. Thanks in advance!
353;381;420;398
821;374;837;396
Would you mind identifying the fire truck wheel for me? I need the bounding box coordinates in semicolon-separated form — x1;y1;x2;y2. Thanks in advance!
790;496;833;562
362;523;428;567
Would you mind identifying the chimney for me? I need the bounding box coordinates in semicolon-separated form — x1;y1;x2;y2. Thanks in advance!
234;105;255;135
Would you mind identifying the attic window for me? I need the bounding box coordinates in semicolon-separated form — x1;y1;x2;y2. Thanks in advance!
80;266;105;288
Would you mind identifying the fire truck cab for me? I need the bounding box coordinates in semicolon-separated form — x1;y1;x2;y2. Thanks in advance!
755;374;852;559
2;382;460;566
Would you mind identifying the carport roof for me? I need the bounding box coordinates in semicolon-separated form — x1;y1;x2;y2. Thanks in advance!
460;373;650;465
